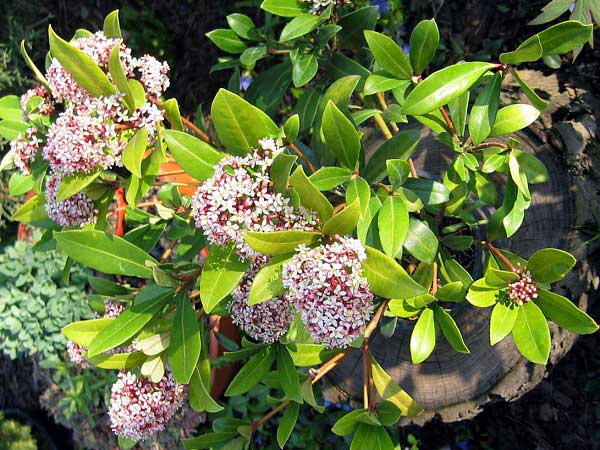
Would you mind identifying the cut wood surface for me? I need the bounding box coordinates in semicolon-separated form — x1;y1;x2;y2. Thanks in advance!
324;70;600;423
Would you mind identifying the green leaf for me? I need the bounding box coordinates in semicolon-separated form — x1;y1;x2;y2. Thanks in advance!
433;304;469;353
292;54;318;87
261;0;309;17
448;90;469;138
87;285;172;357
466;278;499;307
283;114;300;143
271;153;297;194
410;308;436;364
378;196;409;258
529;0;573;25
403;218;438;264
277;346;302;403
0;120;29;140
183;433;237;450
200;243;250;313
164;130;223;181
206;29;247;54
346;176;371;217
376;401;402;426
0;95;24;121
103;10;122;38
309;167;352;191
409;19;440;75
163;98;184;131
499;35;543;65
527;248;576;283
510;69;549;111
351;424;394;450
20;42;49;89
8;172;33;196
363;130;420;183
227;13;256;40
48;25;115;97
277;402;301;448
435;280;466;302
403;62;496;115
118;436;137;449
240;45;267;67
323;199;361;236
122;128;148;178
387;160;410;188
403;178;449;205
364;30;412;80
55;169;102;201
469;73;502;145
296;87;321;132
248;256;289;305
532;20;593;56
108;45;134;111
512;301;551;364
363;75;406;96
189;366;224;413
363;246;426;299
245;230;321;255
169;293;201;383
371;356;422;415
55;230;157;278
289;166;333;221
357;196;382;245
332;410;370;436
62;318;112;347
225;347;274;396
280;13;320;42
211;89;278;155
536;288;598;334
89;276;132;295
337;6;378;50
489;104;540;137
88;351;146;369
322;100;361;169
11;194;48;224
490;301;518;345
513;150;548;183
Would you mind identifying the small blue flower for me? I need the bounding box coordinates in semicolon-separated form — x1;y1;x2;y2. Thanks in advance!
255;436;263;446
402;43;410;55
457;440;470;450
370;0;390;14
324;400;333;408
240;75;253;92
335;402;342;409
343;403;352;412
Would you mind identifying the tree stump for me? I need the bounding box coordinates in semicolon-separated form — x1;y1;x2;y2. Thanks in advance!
324;70;600;423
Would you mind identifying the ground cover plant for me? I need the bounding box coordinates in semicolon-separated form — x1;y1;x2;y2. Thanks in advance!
0;1;598;448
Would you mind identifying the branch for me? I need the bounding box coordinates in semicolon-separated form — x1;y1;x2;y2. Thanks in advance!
483;241;515;272
289;142;317;174
439;106;460;144
469;142;509;152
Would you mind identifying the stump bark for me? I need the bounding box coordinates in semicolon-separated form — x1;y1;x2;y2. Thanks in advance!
324;70;600;423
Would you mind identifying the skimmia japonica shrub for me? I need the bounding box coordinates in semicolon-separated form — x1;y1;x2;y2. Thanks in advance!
0;3;598;449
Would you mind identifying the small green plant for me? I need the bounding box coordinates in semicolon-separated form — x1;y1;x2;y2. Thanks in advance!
0;412;37;450
0;239;93;359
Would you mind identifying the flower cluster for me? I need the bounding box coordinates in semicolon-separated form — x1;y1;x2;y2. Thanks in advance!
282;237;374;348
10;127;40;175
45;174;98;228
108;370;185;441
303;0;351;13
507;263;538;306
20;86;54;119
192;138;319;258
67;300;128;368
230;256;294;343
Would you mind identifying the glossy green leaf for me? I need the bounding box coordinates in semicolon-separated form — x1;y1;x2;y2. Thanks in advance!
280;14;320;42
277;402;300;448
364;30;412;80
469;73;502;145
536;288;598;334
403;218;438;264
378;196;409;258
403;178;449;205
409;19;440;75
225;347;274;396
271;153;297;194
296;87;320;132
466;278;499;307
292;54;318;87
490;104;540;137
513;150;548;183
529;0;573;25
55;169;101;201
62;318;112;347
55;230;157;278
108;45;134;111
363;129;420;183
512;301;551;364
346;176;371;217
164;130;223;181
206;29;247;54
289;166;333;221
387;160;410;188
183;433;237;449
337;6;378;49
323;199;361;236
189;366;224;413
8;172;33;196
88;351;146;369
87;285;172;357
490;301;518;345
277;346;302;403
20;41;49;89
309;167;352;191
351;424;394;450
410;308;436;364
200;243;250;313
211;89;278;155
48;25;115;97
122;128;148;178
322;100;361;169
245;230;321;255
227;13;256;40
403;62;496;115
510;69;549;111
169;293;201;383
363;246;426;299
283;114;300;143
363;75;406;96
527;248;576;283
163;98;184;131
248;256;289;305
499;35;543;65
11;194;48;224
0;119;29;140
103;10;121;38
261;0;309;17
433;304;469;353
